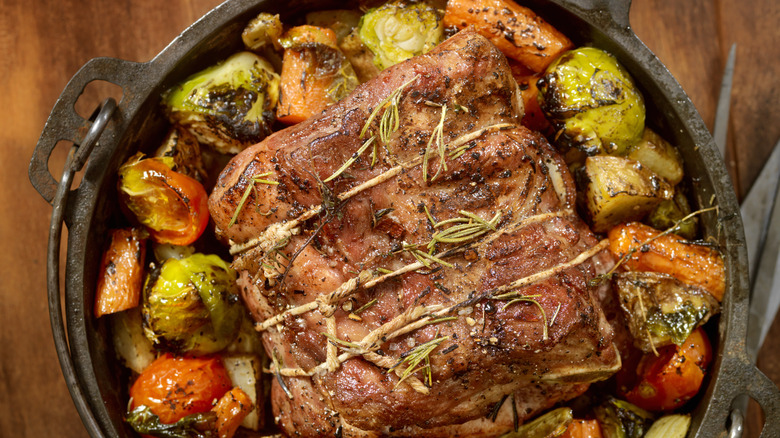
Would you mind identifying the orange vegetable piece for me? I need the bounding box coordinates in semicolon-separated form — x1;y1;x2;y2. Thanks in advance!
276;25;342;124
607;222;725;301
443;0;573;72
511;69;551;132
129;354;232;424
212;387;253;438
622;327;712;411
561;419;603;438
94;228;146;318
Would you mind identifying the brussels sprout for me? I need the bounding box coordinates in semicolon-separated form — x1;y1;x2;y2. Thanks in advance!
539;47;645;156
614;271;719;353
594;397;655;438
499;407;573;438
143;253;242;355
358;1;443;70
164;51;280;155
154;125;207;182
646;190;698;240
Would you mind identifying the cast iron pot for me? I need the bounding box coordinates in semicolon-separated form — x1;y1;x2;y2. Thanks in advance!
28;0;780;436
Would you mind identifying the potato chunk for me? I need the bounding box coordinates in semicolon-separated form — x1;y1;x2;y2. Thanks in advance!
578;155;672;232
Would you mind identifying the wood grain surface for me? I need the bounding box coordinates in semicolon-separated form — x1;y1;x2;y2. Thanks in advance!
0;0;777;437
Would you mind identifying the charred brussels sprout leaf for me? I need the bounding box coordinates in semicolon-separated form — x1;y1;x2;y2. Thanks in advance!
358;1;443;70
539;47;645;156
499;407;573;438
164;52;280;154
646;190;698;240
614;271;719;353
143;253;242;355
126;405;216;438
594;397;655;438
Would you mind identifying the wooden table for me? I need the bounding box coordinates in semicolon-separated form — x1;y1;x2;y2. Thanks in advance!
1;0;777;436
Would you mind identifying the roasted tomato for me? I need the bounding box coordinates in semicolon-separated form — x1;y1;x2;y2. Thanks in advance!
129;354;232;424
621;327;712;411
118;153;209;246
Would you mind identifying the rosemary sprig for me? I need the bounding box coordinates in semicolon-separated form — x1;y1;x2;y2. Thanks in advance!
390;335;449;387
492;293;548;341
360;74;419;142
322;333;362;351
353;298;378;315
405;245;454;269
324;136;375;182
422;104;448;182
228;172;278;228
427;211;501;253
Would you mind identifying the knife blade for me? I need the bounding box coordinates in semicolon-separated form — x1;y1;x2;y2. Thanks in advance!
745;139;780;360
714;43;736;158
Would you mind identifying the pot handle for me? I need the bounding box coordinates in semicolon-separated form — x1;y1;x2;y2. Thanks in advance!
28;57;145;205
735;359;780;438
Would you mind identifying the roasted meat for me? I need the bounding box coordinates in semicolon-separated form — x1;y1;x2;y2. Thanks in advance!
209;31;620;437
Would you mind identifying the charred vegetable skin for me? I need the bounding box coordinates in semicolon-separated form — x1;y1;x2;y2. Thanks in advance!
539;47;645;156
143;253;242;355
164;52;280;154
118;153;209;246
614;272;719;353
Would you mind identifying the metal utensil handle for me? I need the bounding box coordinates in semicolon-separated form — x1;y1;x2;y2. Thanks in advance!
28;57;144;204
47;99;116;438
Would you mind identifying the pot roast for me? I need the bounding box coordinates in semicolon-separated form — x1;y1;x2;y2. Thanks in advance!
209;31;621;437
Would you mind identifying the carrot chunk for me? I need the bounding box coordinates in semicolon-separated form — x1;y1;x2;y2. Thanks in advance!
94;228;146;317
443;0;573;72
608;222;725;301
212;387;253;438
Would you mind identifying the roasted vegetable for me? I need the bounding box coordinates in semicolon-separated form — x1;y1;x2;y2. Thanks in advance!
126;405;216;438
577;155;672;233
94;228;147;318
646;190;698;240
561;419;603;438
118;153;209;246
222;355;264;431
644;414;690;438
110;307;156;374
212;387;253;438
621;328;712;411
242;12;283;51
358;1;443;70
608;222;725;301
276;25;359;124
129;354;232;425
500;407;573;438
443;0;573;72
539;47;645;156
154;125;207;183
614;271;719;352
143;253;242;355
593;397;655;438
164;51;280;154
625;128;683;185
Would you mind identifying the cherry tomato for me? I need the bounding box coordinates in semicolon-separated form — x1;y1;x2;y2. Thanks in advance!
621;327;712;411
129;354;232;424
118;153;209;245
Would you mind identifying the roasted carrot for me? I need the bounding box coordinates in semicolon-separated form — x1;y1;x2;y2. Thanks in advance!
561;419;603;438
276;25;353;124
443;0;573;72
511;68;551;133
212;387;253;438
94;228;146;317
608;222;725;301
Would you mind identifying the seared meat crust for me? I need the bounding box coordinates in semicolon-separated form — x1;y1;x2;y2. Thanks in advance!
210;31;619;437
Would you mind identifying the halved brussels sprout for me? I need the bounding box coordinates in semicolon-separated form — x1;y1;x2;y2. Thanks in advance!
358;1;443;70
164;51;280;154
646;190;698;240
594;397;655;438
242;12;283;51
142;253;242;355
539;47;645;156
614;271;719;353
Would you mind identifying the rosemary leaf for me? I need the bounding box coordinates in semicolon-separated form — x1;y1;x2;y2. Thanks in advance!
354;298;378;315
228;172;277;228
324;136;375;182
390;336;449;388
360;74;419;140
